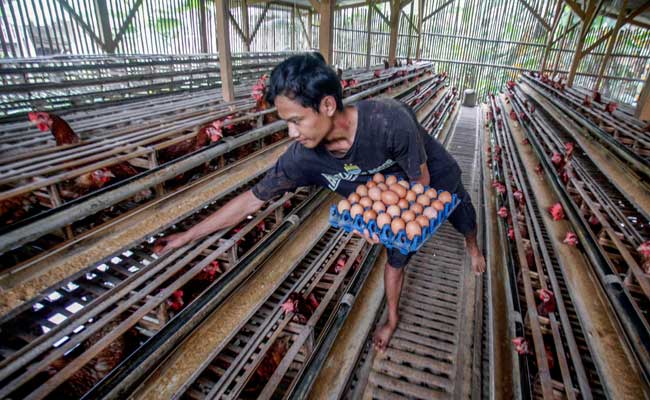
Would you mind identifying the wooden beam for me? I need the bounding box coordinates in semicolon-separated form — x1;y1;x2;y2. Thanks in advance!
401;9;417;33
388;0;401;66
291;5;296;50
552;13;573;75
415;0;423;59
583;2;650;56
400;0;413;9
567;0;598;86
319;0;335;63
296;10;312;48
551;21;579;45
200;0;208;52
594;0;627;90
564;0;585;20
94;0;113;51
227;9;248;44
249;3;271;46
366;0;373;68
110;0;145;53
540;0;564;72
605;13;650;30
308;11;313;48
422;0;454;23
309;0;320;11
55;0;104;49
371;3;391;26
636;74;650;120
216;0;234;102
516;0;551;30
241;0;250;51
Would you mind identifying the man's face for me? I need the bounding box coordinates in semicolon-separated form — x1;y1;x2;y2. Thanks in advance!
275;95;335;148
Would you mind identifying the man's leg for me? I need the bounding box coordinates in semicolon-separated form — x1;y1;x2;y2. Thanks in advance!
373;251;410;352
448;183;486;274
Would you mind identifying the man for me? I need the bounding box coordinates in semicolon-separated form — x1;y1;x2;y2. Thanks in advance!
154;53;485;352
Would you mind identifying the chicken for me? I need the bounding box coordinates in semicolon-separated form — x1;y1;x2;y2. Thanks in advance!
59;168;115;200
564;142;575;159
47;320;136;398
383;60;390;69
255;336;289;381
582;95;592;107
512;337;530;355
638;241;650;274
513;190;524;204
166;289;185;313
536;288;556;317
521;138;530;145
281;292;320;324
506;80;516;90
373;69;381;79
508;227;515;240
28;112;80;145
196;260;222;282
0;194;37;225
548;203;565;221
509;110;518;121
551;152;564;169
158;120;223;165
330;254;348;274
563;231;578;246
605;102;618;114
497;207;509;219
535;164;544;176
593;90;602;103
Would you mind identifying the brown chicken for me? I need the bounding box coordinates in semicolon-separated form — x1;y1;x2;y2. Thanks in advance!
0;194;37;225
281;292;320;324
158;120;223;165
28;112;80;145
47;320;137;399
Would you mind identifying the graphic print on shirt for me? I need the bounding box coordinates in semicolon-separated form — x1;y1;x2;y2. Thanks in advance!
321;159;397;191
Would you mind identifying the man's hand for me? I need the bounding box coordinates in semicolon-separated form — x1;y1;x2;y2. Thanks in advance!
471;253;486;275
153;232;192;255
353;228;380;245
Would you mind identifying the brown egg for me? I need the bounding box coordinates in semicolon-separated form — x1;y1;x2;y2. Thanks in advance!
337;199;351;213
372;173;385;183
405;221;422;240
431;199;445;211
416;194;431;207
438;191;452;203
411;183;425;194
423;206;438;219
389;183;407;198
359;196;373;209
401;210;416;223
350;204;365;218
391;218;406;235
398;180;410;189
363;209;378;223
415;215;430;228
387;205;401;217
385;175;398;185
410;203;424;215
398;198;409;209
368;187;382;201
381;190;399;205
405;190;417;202
425;188;438;199
372;201;386;213
377;183;388;191
366;181;377;189
377;212;392;229
356;185;368;197
348;193;361;203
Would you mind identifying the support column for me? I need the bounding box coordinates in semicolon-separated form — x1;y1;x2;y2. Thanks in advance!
241;0;250;51
595;1;627;90
308;11;313;48
291;5;296;50
216;0;235;102
636;75;650;120
200;0;208;52
319;0;335;64
94;0;113;52
415;0;423;60
388;0;401;66
567;1;598;86
366;1;373;68
540;0;563;73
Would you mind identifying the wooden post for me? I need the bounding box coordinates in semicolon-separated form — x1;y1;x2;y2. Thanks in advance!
319;0;335;63
567;1;598;86
94;0;113;52
595;0;627;90
366;0;373;68
291;5;296;50
415;0;423;60
552;13;573;75
200;0;208;52
636;75;650;120
540;0;563;73
406;0;414;58
388;0;401;66
241;0;250;51
216;0;235;102
308;11;313;48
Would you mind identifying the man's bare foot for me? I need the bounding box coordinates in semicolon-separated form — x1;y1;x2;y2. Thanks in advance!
373;322;397;353
471;253;486;275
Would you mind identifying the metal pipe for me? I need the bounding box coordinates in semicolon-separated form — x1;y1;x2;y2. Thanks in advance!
287;244;382;399
82;189;330;400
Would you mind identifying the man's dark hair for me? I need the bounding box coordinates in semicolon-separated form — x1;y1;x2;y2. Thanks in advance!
265;52;344;112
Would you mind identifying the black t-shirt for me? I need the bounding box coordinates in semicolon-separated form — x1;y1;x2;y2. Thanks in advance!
251;98;461;201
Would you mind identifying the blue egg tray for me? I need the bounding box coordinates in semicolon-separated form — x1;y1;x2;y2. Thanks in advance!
329;189;460;255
